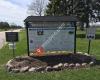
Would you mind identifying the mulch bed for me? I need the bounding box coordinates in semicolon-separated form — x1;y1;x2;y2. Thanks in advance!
31;53;96;66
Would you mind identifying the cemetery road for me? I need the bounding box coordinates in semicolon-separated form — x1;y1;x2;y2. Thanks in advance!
0;29;21;49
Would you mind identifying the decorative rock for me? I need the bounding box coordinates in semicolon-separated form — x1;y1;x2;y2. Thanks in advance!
7;66;13;72
53;64;62;71
84;53;89;56
14;56;22;60
45;66;53;72
53;65;59;69
69;63;75;68
75;63;81;68
20;66;29;72
57;63;63;67
63;63;69;68
6;59;13;68
29;67;36;72
51;51;56;54
62;51;67;53
77;52;83;54
36;67;45;72
12;69;20;73
81;63;87;67
53;63;63;71
89;62;94;66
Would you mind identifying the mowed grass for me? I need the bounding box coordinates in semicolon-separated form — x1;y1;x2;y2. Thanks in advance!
0;29;7;31
0;31;27;65
0;29;4;32
0;29;100;80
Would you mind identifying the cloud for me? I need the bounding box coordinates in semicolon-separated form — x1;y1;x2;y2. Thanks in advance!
0;0;48;26
7;0;33;8
0;0;29;26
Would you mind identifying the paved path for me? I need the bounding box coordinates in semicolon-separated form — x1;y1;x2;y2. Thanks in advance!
0;29;21;49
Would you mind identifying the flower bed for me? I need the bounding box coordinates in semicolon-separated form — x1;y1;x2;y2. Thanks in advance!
6;53;96;73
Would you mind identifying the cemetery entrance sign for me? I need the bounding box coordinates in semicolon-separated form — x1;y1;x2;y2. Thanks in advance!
24;16;77;56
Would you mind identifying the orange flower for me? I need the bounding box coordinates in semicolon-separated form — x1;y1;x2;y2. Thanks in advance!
35;47;45;56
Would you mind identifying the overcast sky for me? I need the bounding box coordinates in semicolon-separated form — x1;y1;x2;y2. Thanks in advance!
0;0;48;26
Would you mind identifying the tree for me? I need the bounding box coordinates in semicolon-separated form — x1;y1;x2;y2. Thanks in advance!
28;0;45;16
0;22;10;30
46;0;100;28
10;23;22;29
46;0;68;16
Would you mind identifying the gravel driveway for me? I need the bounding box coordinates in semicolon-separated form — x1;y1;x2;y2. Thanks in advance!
0;29;21;49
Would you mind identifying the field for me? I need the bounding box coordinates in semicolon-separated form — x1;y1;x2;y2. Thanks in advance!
0;29;7;32
0;29;3;32
0;29;100;80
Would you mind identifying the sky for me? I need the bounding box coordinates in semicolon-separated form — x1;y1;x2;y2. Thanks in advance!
0;0;48;27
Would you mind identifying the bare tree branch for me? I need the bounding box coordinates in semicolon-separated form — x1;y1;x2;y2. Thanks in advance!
28;0;45;16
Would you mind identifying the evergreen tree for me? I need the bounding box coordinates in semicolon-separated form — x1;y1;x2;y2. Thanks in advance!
46;0;100;28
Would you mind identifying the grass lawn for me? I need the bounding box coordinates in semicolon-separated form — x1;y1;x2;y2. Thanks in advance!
0;29;3;32
0;29;100;80
0;29;7;32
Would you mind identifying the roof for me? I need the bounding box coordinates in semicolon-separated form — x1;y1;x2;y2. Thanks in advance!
24;16;78;22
